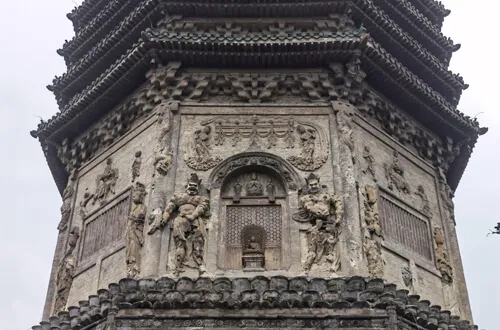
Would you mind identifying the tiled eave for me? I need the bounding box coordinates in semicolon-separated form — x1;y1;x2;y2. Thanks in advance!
58;0;141;65
67;0;108;33
53;0;162;101
374;0;455;57
409;0;449;27
50;0;466;107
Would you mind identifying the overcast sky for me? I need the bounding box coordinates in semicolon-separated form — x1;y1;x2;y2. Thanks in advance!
0;0;498;329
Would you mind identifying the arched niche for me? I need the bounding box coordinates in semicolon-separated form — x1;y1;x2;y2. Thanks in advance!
209;152;302;271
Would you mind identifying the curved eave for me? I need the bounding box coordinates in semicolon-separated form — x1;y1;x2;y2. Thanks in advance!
375;0;455;57
409;0;448;27
67;0;109;33
51;2;466;107
59;0;141;64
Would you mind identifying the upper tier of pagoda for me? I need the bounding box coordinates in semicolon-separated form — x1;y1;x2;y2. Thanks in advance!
34;0;484;194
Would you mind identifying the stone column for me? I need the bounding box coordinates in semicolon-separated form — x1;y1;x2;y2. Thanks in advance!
331;101;366;276
141;101;180;277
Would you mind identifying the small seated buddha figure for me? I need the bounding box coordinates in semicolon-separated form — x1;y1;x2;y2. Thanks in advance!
242;235;265;271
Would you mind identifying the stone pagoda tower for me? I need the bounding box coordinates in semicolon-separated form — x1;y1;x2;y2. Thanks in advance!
31;1;486;329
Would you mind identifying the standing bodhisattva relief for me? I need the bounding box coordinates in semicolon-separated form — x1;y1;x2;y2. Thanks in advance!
93;158;119;205
433;227;453;283
54;226;80;314
148;174;211;276
362;146;377;182
384;150;410;194
131;151;142;182
415;185;432;218
154;147;173;176
57;170;77;231
185;116;329;171
125;182;147;278
362;185;384;278
293;173;343;275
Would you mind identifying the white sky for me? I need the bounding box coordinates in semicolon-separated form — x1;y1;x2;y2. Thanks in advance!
0;0;498;329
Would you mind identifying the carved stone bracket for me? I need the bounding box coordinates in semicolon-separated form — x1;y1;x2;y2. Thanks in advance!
55;62;466;180
208;152;303;191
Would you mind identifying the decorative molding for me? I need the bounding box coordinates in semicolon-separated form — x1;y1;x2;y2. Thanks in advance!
208;152;303;191
52;65;471;183
186;115;330;172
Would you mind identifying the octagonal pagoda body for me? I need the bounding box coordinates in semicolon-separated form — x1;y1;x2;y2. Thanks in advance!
31;1;484;329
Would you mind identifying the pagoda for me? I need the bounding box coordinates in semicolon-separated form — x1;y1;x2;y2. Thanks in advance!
31;1;485;329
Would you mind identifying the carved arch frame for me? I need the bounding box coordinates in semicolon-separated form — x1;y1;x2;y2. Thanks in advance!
205;152;304;274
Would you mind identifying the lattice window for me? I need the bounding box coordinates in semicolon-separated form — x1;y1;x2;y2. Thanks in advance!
80;193;130;262
379;192;433;261
226;205;281;247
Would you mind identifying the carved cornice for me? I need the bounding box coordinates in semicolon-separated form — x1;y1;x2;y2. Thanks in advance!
30;276;479;330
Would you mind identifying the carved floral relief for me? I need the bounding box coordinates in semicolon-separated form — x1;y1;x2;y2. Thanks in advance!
292;173;343;275
148;174;211;276
185;116;329;172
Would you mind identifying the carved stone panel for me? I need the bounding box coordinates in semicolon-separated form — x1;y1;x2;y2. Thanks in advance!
184;115;329;172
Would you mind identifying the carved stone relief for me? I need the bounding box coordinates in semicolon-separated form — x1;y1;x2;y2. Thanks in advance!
384;151;410;194
58;170;77;231
335;106;356;164
415;185;432;218
212;154;299;191
131;151;142;182
154;147;173;176
79;188;93;219
92;158;119;205
433;227;453;283
292;173;343;274
125;182;147;278
54;226;80;314
362;185;384;278
184;126;223;171
245;172;264;196
362;146;377;182
242;225;265;270
148;174;210;276
186;116;329;172
401;265;413;289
